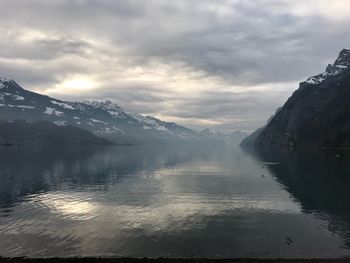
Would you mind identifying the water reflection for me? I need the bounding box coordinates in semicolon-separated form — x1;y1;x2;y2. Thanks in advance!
246;146;350;248
0;143;350;258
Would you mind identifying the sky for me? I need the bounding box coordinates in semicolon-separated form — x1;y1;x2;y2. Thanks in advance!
1;0;350;132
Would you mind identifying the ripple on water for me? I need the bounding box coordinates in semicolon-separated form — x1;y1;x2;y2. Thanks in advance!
1;145;350;258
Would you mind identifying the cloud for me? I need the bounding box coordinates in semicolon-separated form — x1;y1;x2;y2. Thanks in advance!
0;0;350;131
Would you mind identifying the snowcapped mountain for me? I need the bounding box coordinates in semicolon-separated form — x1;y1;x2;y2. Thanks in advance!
241;48;350;147
304;49;350;85
0;79;199;144
84;100;198;140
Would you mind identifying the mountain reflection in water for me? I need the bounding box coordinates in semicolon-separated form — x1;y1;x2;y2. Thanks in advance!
0;142;350;258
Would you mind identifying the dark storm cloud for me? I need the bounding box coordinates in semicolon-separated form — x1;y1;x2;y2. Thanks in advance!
0;0;350;131
130;7;349;86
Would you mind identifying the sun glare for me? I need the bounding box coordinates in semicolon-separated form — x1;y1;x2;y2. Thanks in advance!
42;75;98;95
62;76;97;91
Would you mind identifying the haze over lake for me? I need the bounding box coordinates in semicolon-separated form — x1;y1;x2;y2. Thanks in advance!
1;143;350;258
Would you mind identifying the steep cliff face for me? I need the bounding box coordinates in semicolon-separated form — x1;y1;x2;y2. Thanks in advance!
246;49;350;147
240;108;281;146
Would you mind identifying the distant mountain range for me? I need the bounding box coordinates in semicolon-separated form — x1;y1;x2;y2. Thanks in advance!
241;48;350;148
0;78;245;145
200;128;247;144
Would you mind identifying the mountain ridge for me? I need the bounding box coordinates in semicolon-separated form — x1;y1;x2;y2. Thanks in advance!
0;78;202;144
200;128;247;144
1;79;249;144
241;48;350;148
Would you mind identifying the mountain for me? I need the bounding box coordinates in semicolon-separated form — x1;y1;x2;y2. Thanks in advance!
240;107;281;146
241;49;350;147
0;119;112;146
239;127;265;147
84;100;198;140
0;78;199;144
200;128;247;145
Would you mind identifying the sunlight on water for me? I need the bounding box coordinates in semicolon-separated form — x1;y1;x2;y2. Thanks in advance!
0;143;350;258
36;193;99;221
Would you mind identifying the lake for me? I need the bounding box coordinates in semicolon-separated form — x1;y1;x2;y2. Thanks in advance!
0;142;350;258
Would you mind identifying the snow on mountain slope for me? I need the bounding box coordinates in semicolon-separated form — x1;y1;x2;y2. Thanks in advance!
241;48;350;147
304;49;350;85
0;78;200;143
84;100;198;139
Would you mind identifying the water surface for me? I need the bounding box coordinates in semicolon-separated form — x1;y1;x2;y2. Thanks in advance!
0;142;350;258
